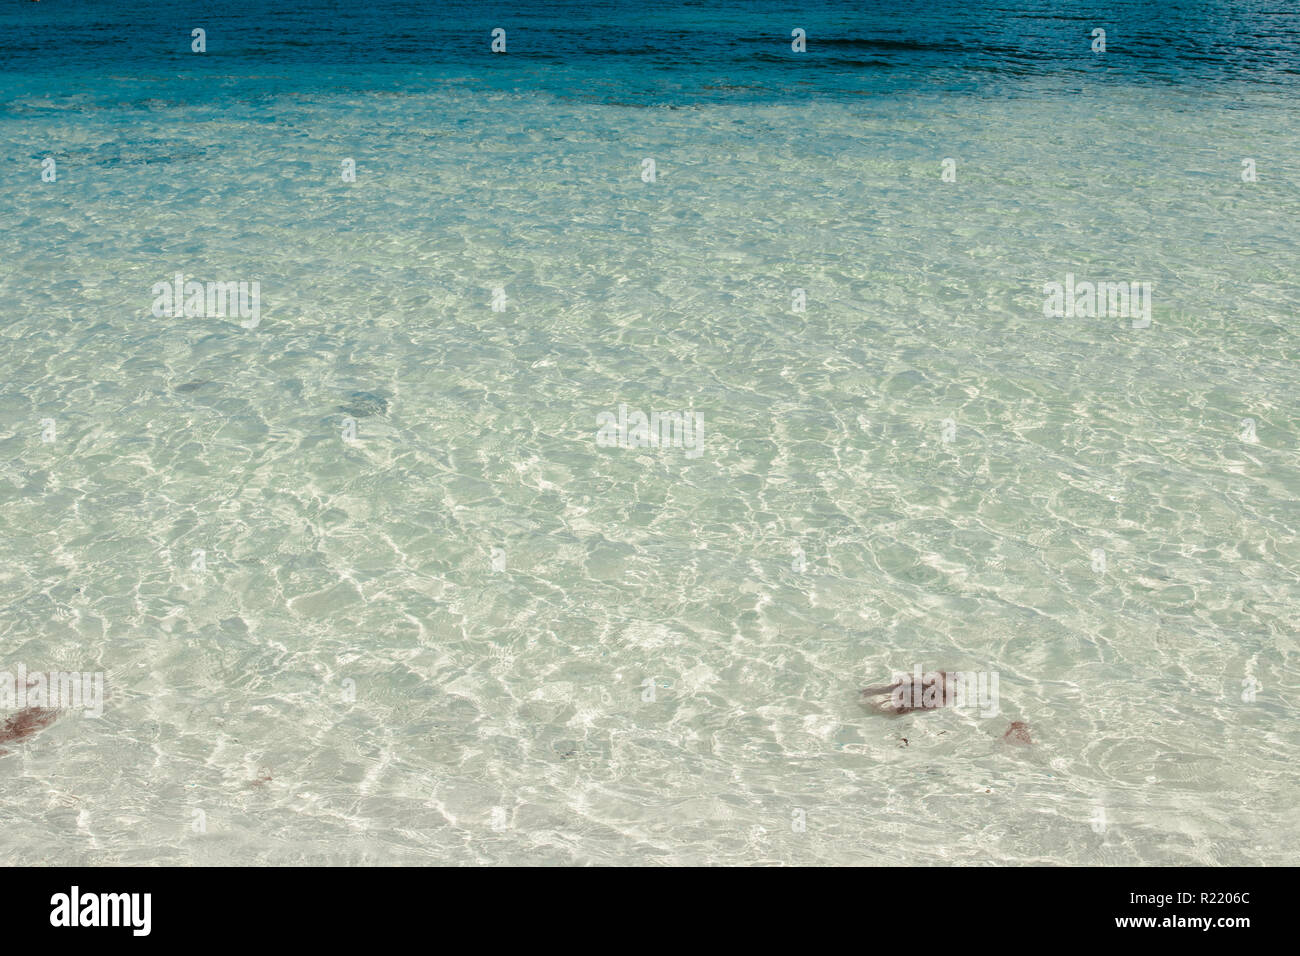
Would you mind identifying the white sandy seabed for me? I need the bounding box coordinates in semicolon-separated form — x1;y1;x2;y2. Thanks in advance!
0;78;1297;864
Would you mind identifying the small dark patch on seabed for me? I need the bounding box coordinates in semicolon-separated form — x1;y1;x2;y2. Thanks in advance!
246;767;273;788
338;391;389;418
1003;721;1032;745
0;707;59;756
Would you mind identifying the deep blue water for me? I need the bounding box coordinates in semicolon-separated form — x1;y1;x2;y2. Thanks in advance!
3;1;1299;105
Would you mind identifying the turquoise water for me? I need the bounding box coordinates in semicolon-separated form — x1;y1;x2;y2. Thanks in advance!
1;2;1298;864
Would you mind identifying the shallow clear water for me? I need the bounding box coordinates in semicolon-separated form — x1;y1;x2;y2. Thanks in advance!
1;2;1298;865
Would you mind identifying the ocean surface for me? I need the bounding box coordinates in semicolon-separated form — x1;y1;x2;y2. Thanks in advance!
1;1;1298;865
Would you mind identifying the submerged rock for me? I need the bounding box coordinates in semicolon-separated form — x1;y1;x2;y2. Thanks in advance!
860;671;957;715
1002;721;1033;745
0;707;59;756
